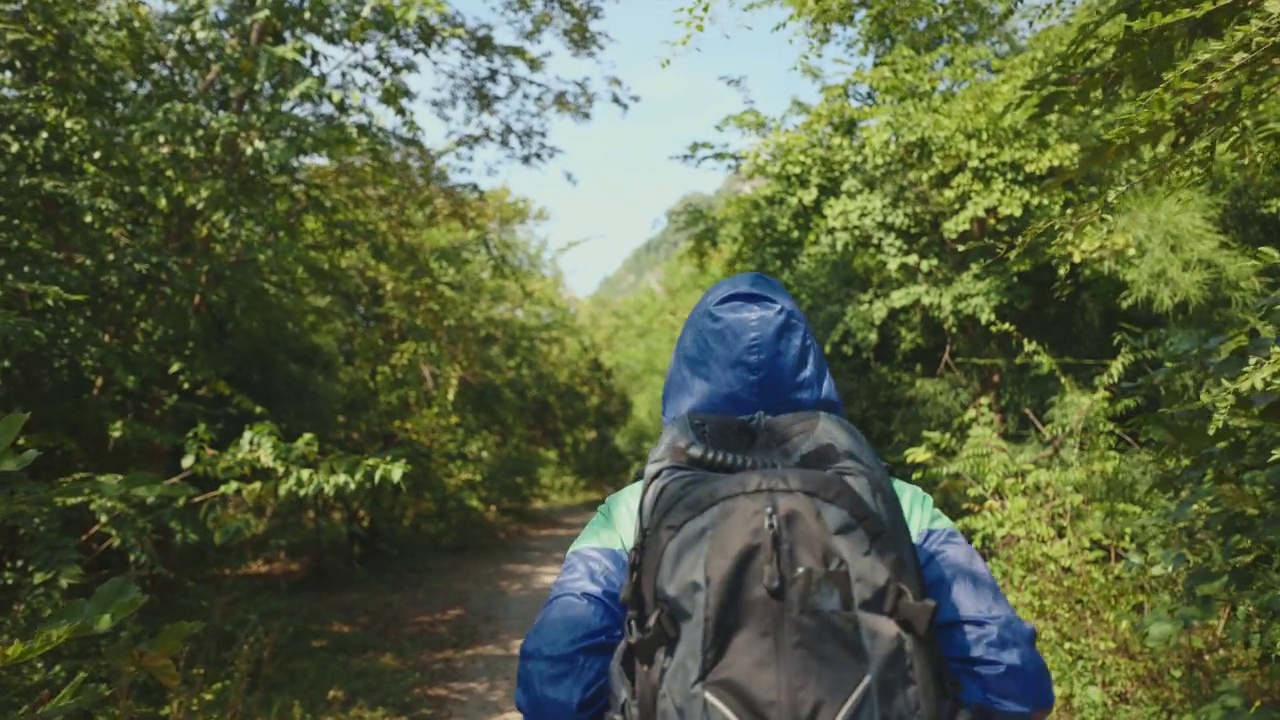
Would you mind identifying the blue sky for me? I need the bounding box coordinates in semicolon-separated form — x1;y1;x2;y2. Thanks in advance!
471;3;821;296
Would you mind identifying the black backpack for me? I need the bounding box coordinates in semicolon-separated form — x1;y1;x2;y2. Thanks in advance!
607;410;956;720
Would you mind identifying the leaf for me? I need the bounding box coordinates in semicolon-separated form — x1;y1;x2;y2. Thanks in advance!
1144;616;1182;648
136;651;182;689
0;448;39;472
0;624;76;666
1192;573;1230;598
25;577;146;652
34;672;109;717
83;575;147;632
142;621;205;658
0;412;29;450
268;43;304;62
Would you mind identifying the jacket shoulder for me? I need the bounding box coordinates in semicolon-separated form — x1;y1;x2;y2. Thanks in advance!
568;481;643;554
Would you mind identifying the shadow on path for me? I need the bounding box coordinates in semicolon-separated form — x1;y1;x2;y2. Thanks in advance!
249;505;593;719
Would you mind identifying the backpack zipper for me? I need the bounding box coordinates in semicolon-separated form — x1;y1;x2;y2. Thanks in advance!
762;499;789;717
762;503;782;595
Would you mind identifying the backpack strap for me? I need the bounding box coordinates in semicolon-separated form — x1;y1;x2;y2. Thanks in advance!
884;579;940;636
626;606;678;667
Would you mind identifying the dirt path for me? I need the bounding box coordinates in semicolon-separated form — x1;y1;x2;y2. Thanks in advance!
419;506;593;718
258;504;596;719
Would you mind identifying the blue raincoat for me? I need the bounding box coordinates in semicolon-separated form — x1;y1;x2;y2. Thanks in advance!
514;272;1055;719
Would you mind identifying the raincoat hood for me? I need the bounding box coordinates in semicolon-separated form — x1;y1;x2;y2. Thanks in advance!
660;272;844;425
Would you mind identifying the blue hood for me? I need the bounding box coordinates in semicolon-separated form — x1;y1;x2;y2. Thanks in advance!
661;272;844;425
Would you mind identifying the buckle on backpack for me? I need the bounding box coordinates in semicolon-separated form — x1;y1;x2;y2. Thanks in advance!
625;607;678;667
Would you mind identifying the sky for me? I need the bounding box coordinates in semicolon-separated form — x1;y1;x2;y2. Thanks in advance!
454;2;824;297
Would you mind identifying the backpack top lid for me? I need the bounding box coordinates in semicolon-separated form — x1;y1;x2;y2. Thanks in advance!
660;272;844;426
642;410;889;488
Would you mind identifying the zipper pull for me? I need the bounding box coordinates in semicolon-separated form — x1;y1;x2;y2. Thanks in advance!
762;504;782;595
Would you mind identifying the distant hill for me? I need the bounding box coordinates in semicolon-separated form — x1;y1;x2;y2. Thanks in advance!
592;175;750;300
592;192;713;299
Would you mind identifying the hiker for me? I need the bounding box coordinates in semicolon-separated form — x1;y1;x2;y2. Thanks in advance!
514;272;1055;720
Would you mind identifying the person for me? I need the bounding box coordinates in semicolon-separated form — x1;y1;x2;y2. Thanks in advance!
514;271;1055;720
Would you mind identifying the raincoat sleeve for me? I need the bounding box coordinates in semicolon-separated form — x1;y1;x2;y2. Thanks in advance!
515;483;641;720
893;479;1055;719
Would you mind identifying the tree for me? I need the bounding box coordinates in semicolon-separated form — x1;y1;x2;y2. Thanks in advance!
0;0;632;713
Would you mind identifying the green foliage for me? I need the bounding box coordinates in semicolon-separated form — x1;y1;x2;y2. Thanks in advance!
1;0;629;714
1;413;205;716
619;0;1280;716
1035;0;1280;189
